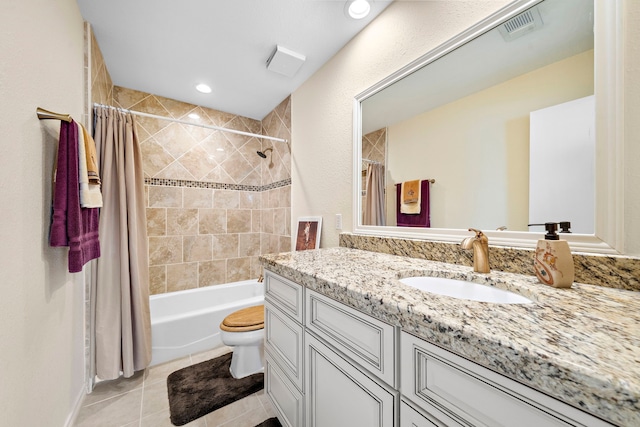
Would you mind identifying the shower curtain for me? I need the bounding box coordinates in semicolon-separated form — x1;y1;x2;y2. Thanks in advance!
363;163;386;226
91;105;151;380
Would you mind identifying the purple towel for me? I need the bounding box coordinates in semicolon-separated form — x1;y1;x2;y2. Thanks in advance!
396;180;431;227
50;120;100;272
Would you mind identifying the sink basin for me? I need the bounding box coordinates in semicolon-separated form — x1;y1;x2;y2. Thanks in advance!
399;277;533;304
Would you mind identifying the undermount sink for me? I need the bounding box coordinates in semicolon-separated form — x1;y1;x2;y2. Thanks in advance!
399;276;533;304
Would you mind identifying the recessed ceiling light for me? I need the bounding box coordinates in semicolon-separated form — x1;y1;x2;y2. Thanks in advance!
347;0;370;19
188;113;200;119
195;83;212;94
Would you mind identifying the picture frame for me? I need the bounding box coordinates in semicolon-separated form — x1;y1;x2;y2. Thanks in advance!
295;216;322;251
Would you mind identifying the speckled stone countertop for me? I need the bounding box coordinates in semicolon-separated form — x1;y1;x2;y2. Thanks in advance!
260;247;640;427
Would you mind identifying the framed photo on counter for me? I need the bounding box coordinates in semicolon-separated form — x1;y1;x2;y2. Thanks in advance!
295;216;322;251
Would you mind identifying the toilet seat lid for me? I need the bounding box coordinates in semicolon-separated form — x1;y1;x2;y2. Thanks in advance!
220;305;264;332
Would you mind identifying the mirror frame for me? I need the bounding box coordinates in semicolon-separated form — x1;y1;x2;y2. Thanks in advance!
353;0;624;255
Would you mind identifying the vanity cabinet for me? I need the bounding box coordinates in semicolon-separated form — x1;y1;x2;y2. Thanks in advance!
264;272;305;427
400;332;612;427
305;289;398;426
264;269;613;427
264;271;399;427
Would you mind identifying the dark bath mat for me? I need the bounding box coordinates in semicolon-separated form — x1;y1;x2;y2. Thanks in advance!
254;417;283;427
167;352;264;426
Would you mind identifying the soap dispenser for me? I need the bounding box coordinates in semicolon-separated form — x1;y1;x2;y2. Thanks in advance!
531;222;575;288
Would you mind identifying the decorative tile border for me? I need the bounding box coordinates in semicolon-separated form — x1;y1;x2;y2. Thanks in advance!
144;177;291;192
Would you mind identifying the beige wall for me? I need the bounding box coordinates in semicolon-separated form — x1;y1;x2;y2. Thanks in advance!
625;0;640;255
0;0;86;425
292;0;640;255
386;50;593;231
292;1;512;248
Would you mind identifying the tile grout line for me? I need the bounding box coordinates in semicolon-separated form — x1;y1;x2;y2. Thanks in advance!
137;378;145;427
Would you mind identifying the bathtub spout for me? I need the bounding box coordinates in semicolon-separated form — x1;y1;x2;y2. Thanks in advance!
257;274;264;283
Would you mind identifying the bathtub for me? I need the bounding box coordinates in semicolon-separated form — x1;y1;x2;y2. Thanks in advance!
149;279;264;366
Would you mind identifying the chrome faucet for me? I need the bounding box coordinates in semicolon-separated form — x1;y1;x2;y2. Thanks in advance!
461;228;490;273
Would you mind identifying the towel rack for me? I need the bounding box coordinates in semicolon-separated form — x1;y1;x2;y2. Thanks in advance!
36;107;72;122
396;179;435;185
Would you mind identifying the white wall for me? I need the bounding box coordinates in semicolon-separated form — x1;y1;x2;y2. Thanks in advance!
292;0;640;255
0;0;86;425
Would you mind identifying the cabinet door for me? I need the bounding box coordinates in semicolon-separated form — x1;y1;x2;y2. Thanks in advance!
265;300;304;391
266;351;304;427
400;400;445;427
305;333;396;427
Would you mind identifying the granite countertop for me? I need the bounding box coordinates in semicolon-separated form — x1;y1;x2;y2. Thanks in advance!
260;247;640;427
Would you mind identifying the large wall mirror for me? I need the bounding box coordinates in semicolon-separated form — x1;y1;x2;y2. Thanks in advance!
353;0;623;254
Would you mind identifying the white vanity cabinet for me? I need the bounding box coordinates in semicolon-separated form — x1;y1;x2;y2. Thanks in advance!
264;272;305;427
264;270;399;427
264;269;613;427
400;332;613;427
305;289;398;427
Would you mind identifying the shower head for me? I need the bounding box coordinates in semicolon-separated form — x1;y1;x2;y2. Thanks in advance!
257;147;274;168
256;147;273;158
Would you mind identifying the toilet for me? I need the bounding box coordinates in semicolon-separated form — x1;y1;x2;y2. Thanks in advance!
219;305;265;379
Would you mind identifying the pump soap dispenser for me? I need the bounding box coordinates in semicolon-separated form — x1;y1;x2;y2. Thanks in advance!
532;222;575;288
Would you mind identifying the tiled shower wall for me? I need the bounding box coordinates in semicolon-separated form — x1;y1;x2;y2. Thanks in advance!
112;87;291;294
88;26;291;296
362;128;386;166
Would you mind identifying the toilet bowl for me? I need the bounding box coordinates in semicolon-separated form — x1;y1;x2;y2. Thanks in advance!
219;305;265;379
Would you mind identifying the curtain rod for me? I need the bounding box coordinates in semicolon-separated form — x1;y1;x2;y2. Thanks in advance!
362;158;382;164
93;103;288;143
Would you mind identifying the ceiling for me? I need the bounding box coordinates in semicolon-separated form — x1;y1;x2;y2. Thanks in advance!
77;0;392;121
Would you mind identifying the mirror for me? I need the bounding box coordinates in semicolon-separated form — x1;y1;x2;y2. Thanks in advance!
354;0;623;254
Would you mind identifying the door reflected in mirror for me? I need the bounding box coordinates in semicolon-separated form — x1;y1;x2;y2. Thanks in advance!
359;0;594;233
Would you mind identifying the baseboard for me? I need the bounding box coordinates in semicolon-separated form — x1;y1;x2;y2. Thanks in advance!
63;386;86;427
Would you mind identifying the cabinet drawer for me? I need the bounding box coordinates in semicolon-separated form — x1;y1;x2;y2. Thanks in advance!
265;351;304;427
401;332;609;427
265;271;304;324
265;299;304;391
306;289;397;387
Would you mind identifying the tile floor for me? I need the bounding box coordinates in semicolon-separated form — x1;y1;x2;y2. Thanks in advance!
73;346;277;427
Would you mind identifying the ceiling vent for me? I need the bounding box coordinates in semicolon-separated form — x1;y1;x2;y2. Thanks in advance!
499;7;544;42
266;45;306;77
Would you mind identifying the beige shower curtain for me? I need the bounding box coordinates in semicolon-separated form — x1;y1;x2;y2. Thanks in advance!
363;163;386;226
92;105;151;380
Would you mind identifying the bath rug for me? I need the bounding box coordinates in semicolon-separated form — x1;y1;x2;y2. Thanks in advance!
254;417;282;427
167;352;264;426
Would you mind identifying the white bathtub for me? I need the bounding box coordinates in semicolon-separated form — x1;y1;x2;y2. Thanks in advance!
149;279;264;366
